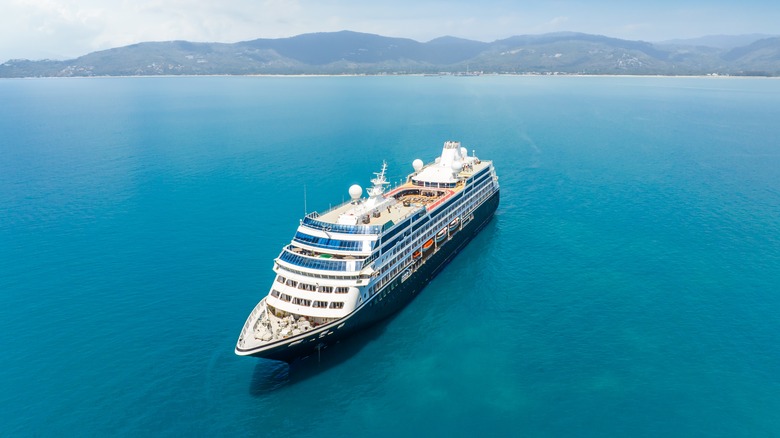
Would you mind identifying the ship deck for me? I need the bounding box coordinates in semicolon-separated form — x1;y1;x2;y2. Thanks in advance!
308;159;490;228
313;182;447;227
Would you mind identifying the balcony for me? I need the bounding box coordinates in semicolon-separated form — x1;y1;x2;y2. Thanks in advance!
278;246;365;272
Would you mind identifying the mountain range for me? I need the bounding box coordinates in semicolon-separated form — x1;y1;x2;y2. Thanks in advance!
2;30;780;77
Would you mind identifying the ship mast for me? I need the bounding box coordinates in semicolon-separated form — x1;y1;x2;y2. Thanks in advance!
366;161;389;203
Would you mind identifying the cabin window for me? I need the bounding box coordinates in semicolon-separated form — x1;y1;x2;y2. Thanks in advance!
270;289;280;298
285;279;297;288
335;287;349;294
329;302;344;309
312;300;328;308
298;283;316;291
276;275;286;284
280;294;292;302
319;286;333;293
293;297;312;306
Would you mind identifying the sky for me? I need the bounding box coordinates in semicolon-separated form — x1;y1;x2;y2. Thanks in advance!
2;0;779;61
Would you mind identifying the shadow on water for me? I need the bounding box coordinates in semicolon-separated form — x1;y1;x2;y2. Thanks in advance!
247;360;290;394
248;205;502;396
248;317;392;396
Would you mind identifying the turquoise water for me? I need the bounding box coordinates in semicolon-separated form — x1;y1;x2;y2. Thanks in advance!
2;76;780;436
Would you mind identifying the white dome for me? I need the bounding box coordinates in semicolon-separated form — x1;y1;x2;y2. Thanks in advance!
412;159;423;172
348;184;363;200
460;147;468;158
451;160;462;172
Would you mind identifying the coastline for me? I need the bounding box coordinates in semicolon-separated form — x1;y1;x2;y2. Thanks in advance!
3;72;780;80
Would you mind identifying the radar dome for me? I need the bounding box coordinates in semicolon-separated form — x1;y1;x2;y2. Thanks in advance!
451;160;462;172
412;159;423;172
348;184;363;200
460;147;468;158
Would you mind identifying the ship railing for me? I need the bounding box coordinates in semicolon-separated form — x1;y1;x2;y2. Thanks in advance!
285;244;368;261
238;299;267;348
279;248;365;272
292;232;377;253
302;216;382;235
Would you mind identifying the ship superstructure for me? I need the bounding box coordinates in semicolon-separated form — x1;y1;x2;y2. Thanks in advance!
236;141;500;362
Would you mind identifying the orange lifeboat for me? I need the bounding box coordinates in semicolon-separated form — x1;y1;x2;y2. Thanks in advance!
422;239;434;252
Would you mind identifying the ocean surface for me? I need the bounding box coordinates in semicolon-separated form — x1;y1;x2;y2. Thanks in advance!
2;75;779;436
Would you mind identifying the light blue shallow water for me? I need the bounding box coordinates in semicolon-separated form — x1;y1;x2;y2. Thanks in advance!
2;76;780;436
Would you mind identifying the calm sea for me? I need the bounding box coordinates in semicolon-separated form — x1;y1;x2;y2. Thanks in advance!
2;76;779;436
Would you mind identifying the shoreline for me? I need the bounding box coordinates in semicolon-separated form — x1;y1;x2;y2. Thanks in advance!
3;72;779;80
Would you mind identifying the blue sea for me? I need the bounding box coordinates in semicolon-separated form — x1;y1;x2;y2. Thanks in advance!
2;75;780;436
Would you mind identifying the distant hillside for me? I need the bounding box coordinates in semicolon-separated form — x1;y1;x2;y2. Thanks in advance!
3;30;780;77
659;34;776;49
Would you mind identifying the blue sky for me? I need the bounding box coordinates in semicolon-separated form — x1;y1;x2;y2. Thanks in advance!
1;0;778;61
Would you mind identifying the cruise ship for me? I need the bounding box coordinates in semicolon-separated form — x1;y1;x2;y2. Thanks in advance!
235;141;500;362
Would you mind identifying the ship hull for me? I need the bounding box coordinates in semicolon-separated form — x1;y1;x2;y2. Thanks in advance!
237;189;500;363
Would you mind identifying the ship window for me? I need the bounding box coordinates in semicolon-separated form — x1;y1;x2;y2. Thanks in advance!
381;218;411;242
276;275;286;284
335;287;349;294
279;250;357;272
299;283;316;291
270;289;280;298
364;252;378;265
312;300;328;308
302;216;381;235
285;279;297;288
319;286;333;293
293;232;376;251
329;302;344;309
293;297;312;306
279;266;360;281
280;294;292;302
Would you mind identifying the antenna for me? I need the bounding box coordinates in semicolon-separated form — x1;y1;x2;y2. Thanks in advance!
371;161;388;187
367;161;389;199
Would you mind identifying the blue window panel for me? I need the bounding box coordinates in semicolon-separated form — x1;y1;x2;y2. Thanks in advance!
293;232;375;251
302;216;381;235
278;250;363;271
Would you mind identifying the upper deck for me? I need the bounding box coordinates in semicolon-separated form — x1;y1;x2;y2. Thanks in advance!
301;141;491;235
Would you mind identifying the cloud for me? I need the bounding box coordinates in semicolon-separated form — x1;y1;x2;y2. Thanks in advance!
530;16;570;33
1;0;103;59
1;0;308;60
548;16;569;27
2;0;780;61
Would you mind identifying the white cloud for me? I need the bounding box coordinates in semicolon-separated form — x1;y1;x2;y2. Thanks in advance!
528;16;570;34
0;0;308;60
1;0;780;61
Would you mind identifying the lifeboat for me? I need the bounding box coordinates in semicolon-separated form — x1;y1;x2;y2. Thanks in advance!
448;217;460;232
412;250;422;259
435;228;447;242
422;238;434;252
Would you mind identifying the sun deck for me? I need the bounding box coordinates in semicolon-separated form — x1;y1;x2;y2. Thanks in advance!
314;188;423;228
306;161;490;230
299;143;492;237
